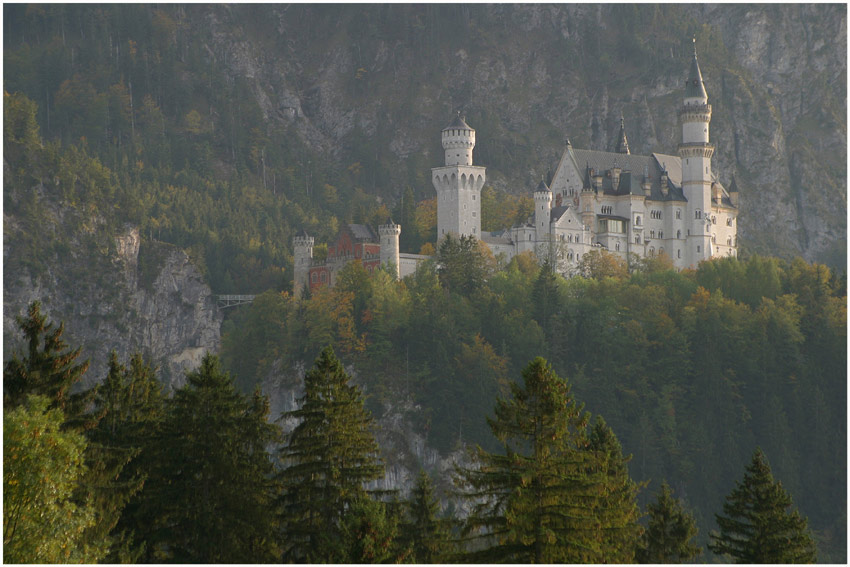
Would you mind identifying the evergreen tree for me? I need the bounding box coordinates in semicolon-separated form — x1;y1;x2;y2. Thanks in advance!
4;396;105;563
84;351;165;562
135;354;281;563
4;301;91;421
637;481;701;563
585;416;643;562
277;346;385;562
456;356;613;563
709;449;817;563
436;233;494;296
332;497;410;563
402;470;452;563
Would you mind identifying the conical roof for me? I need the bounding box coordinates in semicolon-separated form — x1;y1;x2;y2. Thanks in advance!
686;41;708;99
535;179;551;193
444;112;472;131
295;228;310;238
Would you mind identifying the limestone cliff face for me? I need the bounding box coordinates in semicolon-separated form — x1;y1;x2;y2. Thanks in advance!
3;201;221;390
195;3;845;266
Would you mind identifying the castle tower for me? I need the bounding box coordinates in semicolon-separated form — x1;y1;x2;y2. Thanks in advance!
432;113;486;239
534;179;552;239
378;220;401;279
678;39;714;266
292;229;314;297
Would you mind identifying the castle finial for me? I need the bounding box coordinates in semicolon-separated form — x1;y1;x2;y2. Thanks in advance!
616;115;630;155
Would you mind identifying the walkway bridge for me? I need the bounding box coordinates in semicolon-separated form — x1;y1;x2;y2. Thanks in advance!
216;295;256;309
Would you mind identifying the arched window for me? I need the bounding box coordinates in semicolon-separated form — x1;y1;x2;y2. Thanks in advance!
727;236;732;246
712;216;717;225
659;231;664;239
727;217;733;226
695;209;702;219
649;247;655;256
677;249;681;258
676;209;682;219
615;242;620;251
311;273;317;283
677;229;681;239
636;216;642;226
635;236;640;244
697;245;701;253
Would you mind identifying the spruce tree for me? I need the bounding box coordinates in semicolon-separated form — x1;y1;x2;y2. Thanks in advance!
135;354;281;563
4;301;91;420
585;416;643;562
402;470;452;563
277;345;385;562
456;356;611;563
637;481;701;563
709;449;817;563
84;352;165;562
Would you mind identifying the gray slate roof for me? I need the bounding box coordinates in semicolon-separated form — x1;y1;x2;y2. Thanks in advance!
348;224;378;242
568;148;686;202
686;52;708;99
444;114;472;131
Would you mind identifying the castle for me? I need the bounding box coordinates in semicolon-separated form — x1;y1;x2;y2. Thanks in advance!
294;45;738;296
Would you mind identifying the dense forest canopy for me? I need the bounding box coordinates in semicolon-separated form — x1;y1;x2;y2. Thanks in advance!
3;3;847;563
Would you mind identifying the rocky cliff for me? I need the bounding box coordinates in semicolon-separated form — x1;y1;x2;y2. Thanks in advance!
3;190;221;390
197;3;845;266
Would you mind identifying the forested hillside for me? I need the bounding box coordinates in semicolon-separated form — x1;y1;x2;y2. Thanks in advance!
220;245;846;560
4;4;847;292
3;4;847;563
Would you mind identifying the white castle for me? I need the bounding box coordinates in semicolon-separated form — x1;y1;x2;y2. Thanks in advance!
294;45;738;296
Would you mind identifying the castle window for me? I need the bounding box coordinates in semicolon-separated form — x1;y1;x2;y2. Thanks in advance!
650;230;656;239
528;234;532;241
635;216;642;226
677;230;681;239
321;272;327;282
712;216;716;224
695;210;702;219
677;249;681;258
659;231;664;239
635;236;640;244
727;217;732;226
649;247;655;256
712;234;716;243
311;273;317;283
727;236;732;246
676;209;682;219
472;194;476;200
601;206;613;215
697;245;701;253
472;212;476;217
615;242;620;251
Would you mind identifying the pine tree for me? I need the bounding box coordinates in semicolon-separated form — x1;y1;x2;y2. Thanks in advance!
456;356;611;563
277;345;385;562
84;351;165;562
135;354;281;563
4;301;91;420
637;481;701;563
709;449;817;563
585;416;643;562
402;470;452;563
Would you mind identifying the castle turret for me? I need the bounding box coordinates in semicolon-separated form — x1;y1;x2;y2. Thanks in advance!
378;220;401;279
432;113;486;239
678;38;714;266
616;116;630;154
534;179;553;238
293;230;314;297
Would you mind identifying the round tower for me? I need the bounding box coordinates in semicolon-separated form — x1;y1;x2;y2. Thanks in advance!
442;112;475;166
432;113;486;239
534;179;553;238
678;39;714;266
292;230;314;297
378;221;401;279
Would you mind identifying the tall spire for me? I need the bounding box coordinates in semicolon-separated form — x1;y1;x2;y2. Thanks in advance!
686;37;708;100
616;115;630;154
